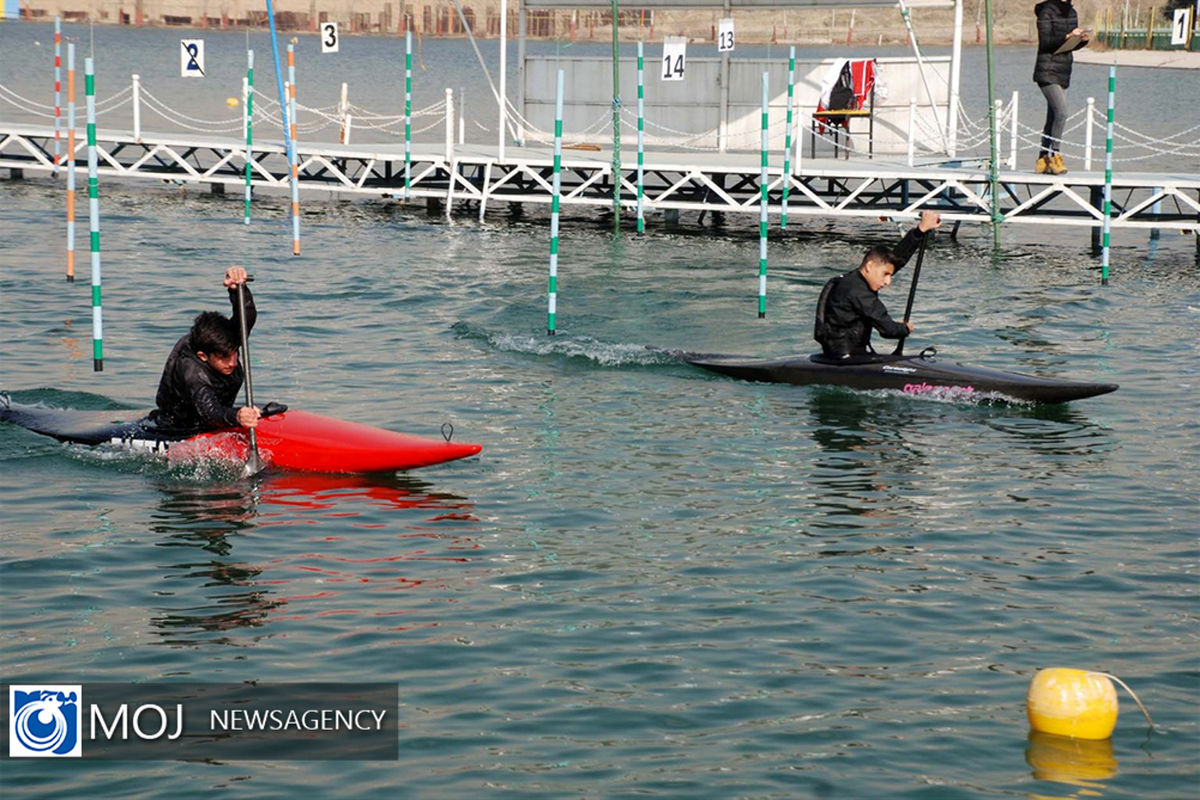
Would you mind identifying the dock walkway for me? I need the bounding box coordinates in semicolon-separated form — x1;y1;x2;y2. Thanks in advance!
2;122;1197;237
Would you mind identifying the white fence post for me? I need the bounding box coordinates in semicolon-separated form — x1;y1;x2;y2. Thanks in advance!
132;74;141;142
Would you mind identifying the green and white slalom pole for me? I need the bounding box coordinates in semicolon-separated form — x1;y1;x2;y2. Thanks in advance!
782;47;795;230
1100;66;1115;286
85;57;103;371
547;69;564;336
405;29;413;202
758;72;769;319
636;41;646;234
244;49;253;225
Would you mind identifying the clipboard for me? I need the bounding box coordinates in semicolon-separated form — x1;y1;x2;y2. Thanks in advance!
1054;33;1086;54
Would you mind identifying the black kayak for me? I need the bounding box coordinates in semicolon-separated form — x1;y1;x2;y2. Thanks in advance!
679;348;1118;403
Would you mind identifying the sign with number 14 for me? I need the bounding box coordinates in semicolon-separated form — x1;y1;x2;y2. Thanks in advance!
661;37;687;81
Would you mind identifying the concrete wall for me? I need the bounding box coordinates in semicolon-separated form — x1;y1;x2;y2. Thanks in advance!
523;54;951;156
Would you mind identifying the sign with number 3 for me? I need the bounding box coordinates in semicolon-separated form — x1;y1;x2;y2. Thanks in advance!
321;22;340;53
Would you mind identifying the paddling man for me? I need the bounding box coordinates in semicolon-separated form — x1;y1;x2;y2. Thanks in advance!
814;211;941;360
150;267;261;432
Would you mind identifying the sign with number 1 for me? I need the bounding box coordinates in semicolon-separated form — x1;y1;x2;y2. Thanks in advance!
1170;8;1191;45
321;22;340;53
661;37;687;81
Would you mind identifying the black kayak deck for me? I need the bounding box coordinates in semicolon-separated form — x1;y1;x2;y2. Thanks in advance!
680;350;1118;403
0;398;192;447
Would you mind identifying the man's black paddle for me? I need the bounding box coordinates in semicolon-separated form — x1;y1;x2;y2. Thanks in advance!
236;278;265;477
893;231;929;356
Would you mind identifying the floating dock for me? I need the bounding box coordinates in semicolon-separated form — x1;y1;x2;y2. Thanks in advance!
2;122;1197;240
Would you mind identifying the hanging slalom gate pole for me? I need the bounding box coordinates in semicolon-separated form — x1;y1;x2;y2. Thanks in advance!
405;28;413;201
547;70;564;336
286;44;300;255
984;0;1001;250
636;41;645;234
264;0;296;247
609;0;621;238
1101;66;1115;286
65;43;76;282
53;17;63;171
782;47;795;230
244;49;254;225
85;57;103;372
757;72;769;319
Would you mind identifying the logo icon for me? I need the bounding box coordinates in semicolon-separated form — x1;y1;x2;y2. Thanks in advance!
10;685;82;757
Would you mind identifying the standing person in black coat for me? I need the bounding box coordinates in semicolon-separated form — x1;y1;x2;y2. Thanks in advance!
1033;0;1089;175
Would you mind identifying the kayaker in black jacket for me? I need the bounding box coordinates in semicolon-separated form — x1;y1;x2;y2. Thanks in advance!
814;211;940;361
150;267;261;432
1034;0;1089;175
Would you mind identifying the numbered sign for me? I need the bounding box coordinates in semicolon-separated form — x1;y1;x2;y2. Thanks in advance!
180;39;205;78
661;37;687;82
321;22;340;53
718;18;735;52
1171;8;1191;45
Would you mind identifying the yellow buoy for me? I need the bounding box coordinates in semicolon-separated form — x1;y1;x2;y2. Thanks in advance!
1026;668;1118;740
225;97;239;108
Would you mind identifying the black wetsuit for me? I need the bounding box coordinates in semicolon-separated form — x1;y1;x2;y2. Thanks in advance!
152;286;256;431
817;227;927;359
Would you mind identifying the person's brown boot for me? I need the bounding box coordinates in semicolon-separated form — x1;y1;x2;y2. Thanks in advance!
1035;156;1049;174
1048;153;1068;175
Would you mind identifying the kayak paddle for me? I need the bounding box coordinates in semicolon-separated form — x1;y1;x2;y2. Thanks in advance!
893;230;928;356
236;277;265;477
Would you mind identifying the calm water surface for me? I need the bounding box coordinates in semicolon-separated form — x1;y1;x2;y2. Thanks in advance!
2;20;1198;800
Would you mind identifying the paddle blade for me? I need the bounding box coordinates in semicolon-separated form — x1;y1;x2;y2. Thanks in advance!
241;428;267;478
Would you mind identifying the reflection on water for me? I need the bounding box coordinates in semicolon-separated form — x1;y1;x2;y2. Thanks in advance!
147;472;479;645
1026;730;1117;798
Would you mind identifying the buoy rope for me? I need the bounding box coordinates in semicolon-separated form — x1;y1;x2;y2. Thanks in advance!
1096;672;1159;730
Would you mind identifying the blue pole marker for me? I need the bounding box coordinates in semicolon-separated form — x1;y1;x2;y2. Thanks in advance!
264;0;295;199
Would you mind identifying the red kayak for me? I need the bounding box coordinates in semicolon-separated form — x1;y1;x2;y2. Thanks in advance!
0;399;482;474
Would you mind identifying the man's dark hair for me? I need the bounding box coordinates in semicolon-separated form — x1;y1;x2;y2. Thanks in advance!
859;246;899;271
189;311;239;357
